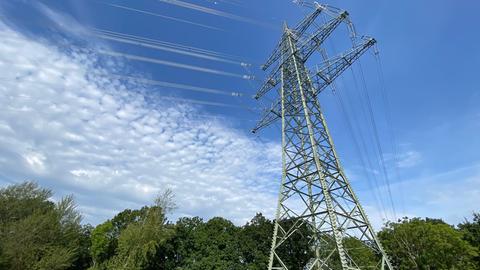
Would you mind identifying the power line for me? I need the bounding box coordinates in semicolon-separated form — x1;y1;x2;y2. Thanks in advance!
109;74;243;96
355;61;397;219
0;78;243;109
103;2;223;31
373;48;406;217
205;0;244;8
93;28;243;60
348;65;392;220
332;83;389;221
321;43;390;221
157;0;276;29
328;12;397;220
91;30;247;66
313;12;391;222
97;49;251;79
161;96;242;108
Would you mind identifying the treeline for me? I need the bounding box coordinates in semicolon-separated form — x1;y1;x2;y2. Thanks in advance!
0;182;479;270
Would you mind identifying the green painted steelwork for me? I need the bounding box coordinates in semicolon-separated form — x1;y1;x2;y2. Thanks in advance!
254;3;394;270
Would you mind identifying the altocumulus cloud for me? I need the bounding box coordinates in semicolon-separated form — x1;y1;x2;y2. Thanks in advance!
0;22;281;225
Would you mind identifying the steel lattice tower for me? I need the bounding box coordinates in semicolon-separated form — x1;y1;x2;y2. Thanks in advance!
252;3;394;270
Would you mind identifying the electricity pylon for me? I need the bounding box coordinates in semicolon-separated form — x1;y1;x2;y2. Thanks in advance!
252;3;394;270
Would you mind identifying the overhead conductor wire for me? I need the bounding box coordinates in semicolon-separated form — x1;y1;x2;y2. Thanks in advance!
91;28;247;66
318;48;389;222
326;72;388;220
322;9;397;221
157;0;277;29
373;47;406;217
308;7;390;221
239;60;279;144
97;49;250;79
108;74;243;96
0;6;252;118
346;62;393;221
93;29;242;60
0;74;243;110
104;3;223;31
355;61;397;219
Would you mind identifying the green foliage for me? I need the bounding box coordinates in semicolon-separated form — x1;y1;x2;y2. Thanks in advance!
71;224;93;270
379;217;478;269
90;221;116;266
0;181;53;225
343;237;379;268
110;207;151;237
89;206;162;269
88;198;175;270
35;246;76;270
0;181;87;270
107;206;173;270
459;213;480;266
161;216;204;269
237;213;273;269
181;217;242;270
275;218;314;269
1;181;479;270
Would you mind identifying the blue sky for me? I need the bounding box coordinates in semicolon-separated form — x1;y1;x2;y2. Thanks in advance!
0;0;479;227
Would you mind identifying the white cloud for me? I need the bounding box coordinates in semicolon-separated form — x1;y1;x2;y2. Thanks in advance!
23;151;47;172
0;22;281;225
2;8;477;232
360;163;480;228
35;2;90;38
405;164;480;222
396;150;422;168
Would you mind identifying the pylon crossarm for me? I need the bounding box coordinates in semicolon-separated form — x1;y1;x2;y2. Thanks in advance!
256;13;347;100
252;100;281;133
262;3;326;71
311;37;376;96
262;33;288;71
292;3;324;37
296;11;349;61
254;39;375;134
255;66;281;99
295;1;345;19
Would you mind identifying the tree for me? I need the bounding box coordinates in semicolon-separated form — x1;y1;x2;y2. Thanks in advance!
154;188;177;214
274;218;315;269
71;224;93;270
378;217;477;269
90;221;116;268
110;207;151;237
161;216;204;269
0;182;85;270
88;189;177;270
3;181;478;270
237;213;273;269
181;217;242;270
342;237;379;268
89;207;171;270
0;181;53;225
459;213;480;266
106;206;174;270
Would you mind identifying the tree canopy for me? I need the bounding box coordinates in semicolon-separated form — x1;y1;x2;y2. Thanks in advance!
0;181;479;269
0;182;90;270
378;217;478;269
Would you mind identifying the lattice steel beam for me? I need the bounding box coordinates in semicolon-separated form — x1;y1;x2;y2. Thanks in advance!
254;3;394;270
